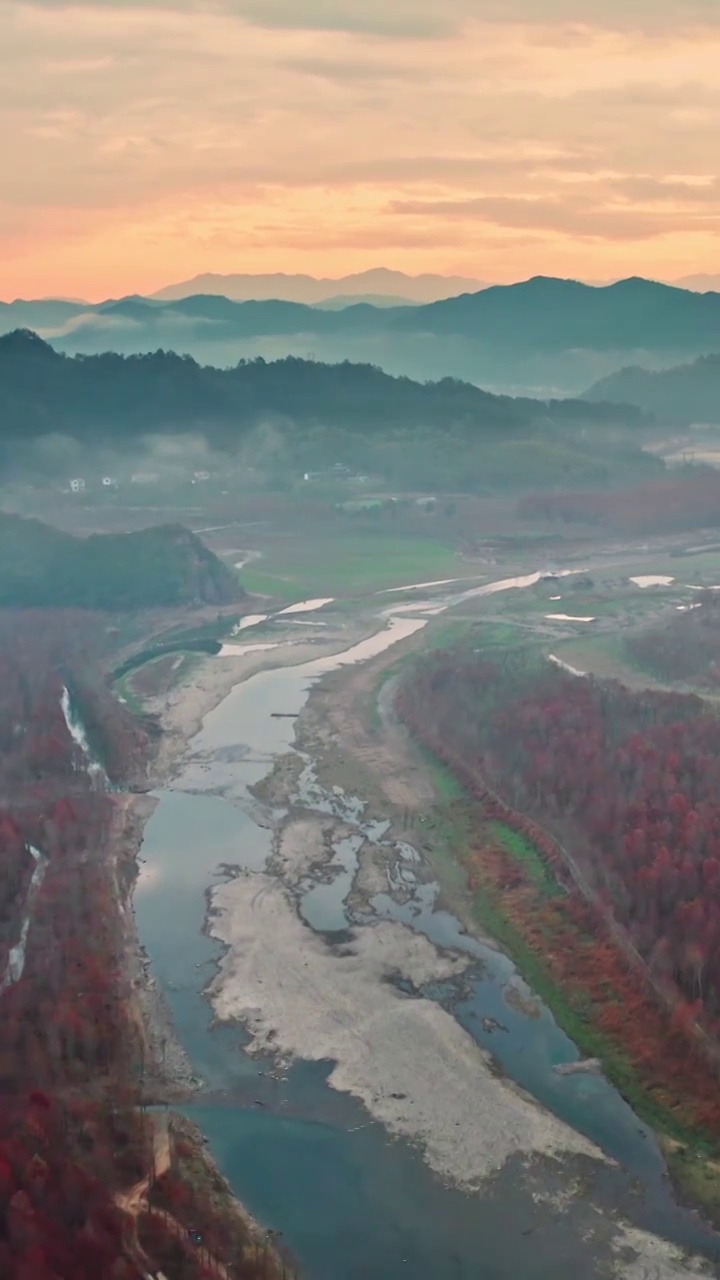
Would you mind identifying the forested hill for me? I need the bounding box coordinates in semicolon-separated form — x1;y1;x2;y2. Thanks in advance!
0;329;665;491
582;352;720;425
0;512;242;609
0;329;649;449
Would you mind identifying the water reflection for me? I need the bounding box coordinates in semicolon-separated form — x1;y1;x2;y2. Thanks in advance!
278;598;335;616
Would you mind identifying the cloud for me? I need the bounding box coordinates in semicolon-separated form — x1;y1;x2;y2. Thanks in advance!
389;192;720;241
3;0;720;294
18;0;720;37
12;0;466;38
607;175;720;202
239;0;720;37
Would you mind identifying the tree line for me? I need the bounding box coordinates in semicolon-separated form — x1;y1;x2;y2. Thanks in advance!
518;468;720;534
625;592;720;684
396;648;720;1139
0;329;649;452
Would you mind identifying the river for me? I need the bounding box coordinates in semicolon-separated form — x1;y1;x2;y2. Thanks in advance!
0;846;48;993
133;574;720;1278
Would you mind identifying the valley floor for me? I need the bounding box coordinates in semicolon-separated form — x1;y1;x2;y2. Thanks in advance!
123;543;720;1278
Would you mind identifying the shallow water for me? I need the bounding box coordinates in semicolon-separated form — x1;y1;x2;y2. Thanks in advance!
61;686;107;783
545;614;596;623
233;614;269;632
548;654;586;677
218;641;281;658
377;575;473;594
134;566;720;1276
278;598;335;616
380;599;449;617
630;575;675;588
306;616;428;668
299;833;364;933
0;847;47;992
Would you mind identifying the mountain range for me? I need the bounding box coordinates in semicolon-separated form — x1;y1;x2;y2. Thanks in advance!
149;268;720;302
150;268;485;305
3;276;720;396
0;329;656;493
672;274;720;293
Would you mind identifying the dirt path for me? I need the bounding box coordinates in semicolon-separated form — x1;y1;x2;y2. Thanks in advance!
116;1112;171;1217
115;1114;236;1280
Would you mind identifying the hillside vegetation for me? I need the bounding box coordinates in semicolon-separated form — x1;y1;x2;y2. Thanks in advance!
5;276;720;392
401;652;720;1025
625;592;720;685
0;330;659;493
397;649;720;1153
583;352;720;424
4;276;720;353
0;613;291;1279
518;469;720;534
0;513;241;610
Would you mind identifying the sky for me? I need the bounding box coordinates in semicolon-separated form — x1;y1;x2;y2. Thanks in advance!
1;0;720;299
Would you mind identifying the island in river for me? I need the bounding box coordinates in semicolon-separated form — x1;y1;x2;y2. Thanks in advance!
126;546;720;1280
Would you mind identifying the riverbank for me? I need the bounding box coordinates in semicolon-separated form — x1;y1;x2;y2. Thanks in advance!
109;789;198;1096
110;754;294;1275
282;631;720;1267
392;659;720;1226
169;1113;297;1279
142;618;379;787
122;613;380;1102
126;579;720;1277
207;869;602;1191
135;608;615;1187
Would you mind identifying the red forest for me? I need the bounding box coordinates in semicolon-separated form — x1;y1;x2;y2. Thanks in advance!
625;592;720;686
397;650;720;1058
518;470;720;534
0;612;291;1279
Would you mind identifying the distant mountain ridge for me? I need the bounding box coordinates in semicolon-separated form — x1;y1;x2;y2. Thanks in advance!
671;274;720;293
150;267;484;304
3;275;719;355
150;268;720;301
313;293;416;309
4;276;720;395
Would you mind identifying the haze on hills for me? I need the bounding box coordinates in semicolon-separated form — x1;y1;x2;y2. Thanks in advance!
5;275;720;398
583;352;720;426
0;328;657;496
0;512;241;610
150;267;485;305
671;274;720;293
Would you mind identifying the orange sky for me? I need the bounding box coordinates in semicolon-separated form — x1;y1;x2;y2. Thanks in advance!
1;1;719;299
